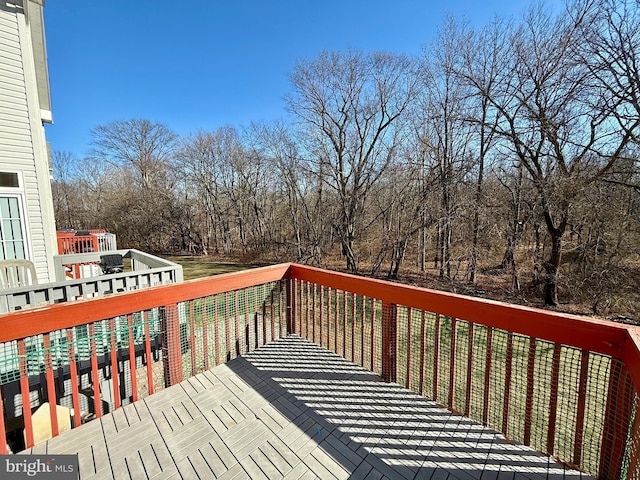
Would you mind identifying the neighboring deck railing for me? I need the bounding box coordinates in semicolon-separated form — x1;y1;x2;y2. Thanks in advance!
0;250;183;313
0;263;637;479
56;230;117;255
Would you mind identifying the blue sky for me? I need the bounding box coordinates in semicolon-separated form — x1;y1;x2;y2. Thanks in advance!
43;0;543;156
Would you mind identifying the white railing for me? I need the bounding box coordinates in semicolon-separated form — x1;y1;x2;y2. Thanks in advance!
0;250;183;313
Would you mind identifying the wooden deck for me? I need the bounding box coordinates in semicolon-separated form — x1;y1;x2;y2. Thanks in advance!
24;336;592;479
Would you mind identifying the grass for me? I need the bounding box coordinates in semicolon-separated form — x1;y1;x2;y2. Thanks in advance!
164;256;251;280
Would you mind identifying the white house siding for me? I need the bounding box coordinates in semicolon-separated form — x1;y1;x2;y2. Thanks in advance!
0;3;56;283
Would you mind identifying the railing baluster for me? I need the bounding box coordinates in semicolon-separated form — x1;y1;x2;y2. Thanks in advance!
419;311;426;396
342;291;347;358
109;318;121;410
433;314;440;401
279;280;285;338
127;314;139;402
305;281;310;340
66;330;81;428
319;285;324;348
464;323;474;417
161;304;182;386
334;288;339;353
360;295;365;368
351;293;356;363
294;279;300;336
245;288;253;344
295;280;300;337
189;302;196;375
546;343;562;454
523;338;536;445
262;289;267;346
406;307;412;389
89;323;102;417
143;312;154;396
214;295;220;365
448;318;457;409
326;287;332;349
311;283;316;345
573;349;590;466
235;291;241;357
202;301;209;370
502;333;514;436
245;285;251;345
370;298;375;373
381;302;397;383
224;292;231;361
18;339;34;448
43;333;59;438
482;328;493;425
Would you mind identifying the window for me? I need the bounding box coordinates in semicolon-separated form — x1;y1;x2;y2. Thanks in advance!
0;173;19;188
0;172;28;261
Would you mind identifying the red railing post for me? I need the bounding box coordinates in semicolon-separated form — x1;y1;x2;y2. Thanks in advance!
143;312;154;396
43;334;59;439
599;361;634;480
381;302;397;383
160;304;183;387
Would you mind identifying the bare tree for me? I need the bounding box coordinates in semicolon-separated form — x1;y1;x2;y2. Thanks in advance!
419;20;475;279
51;151;81;229
91;119;177;191
177;128;241;255
287;50;418;272
89;119;180;250
456;19;505;283
477;2;640;305
248;121;329;264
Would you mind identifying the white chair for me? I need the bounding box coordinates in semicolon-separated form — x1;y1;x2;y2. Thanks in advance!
0;259;38;289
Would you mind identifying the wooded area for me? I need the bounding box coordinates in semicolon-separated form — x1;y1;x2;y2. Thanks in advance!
52;0;640;319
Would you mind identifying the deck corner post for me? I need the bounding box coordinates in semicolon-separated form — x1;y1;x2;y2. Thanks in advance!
160;303;183;387
382;302;397;383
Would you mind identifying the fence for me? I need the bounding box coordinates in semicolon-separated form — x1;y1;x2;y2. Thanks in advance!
0;264;288;452
288;265;639;480
0;263;637;479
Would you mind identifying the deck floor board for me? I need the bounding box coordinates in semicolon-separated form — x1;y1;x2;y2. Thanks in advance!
24;336;593;479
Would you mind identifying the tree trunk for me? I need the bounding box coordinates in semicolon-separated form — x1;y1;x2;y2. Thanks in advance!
543;231;563;306
541;207;567;306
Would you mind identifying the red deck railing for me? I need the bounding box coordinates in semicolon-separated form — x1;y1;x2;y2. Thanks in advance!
0;263;638;479
56;230;108;255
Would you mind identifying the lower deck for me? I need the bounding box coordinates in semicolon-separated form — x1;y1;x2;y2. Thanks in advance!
24;336;591;479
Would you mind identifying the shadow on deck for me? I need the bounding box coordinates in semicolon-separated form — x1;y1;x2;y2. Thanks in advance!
24;336;592;480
